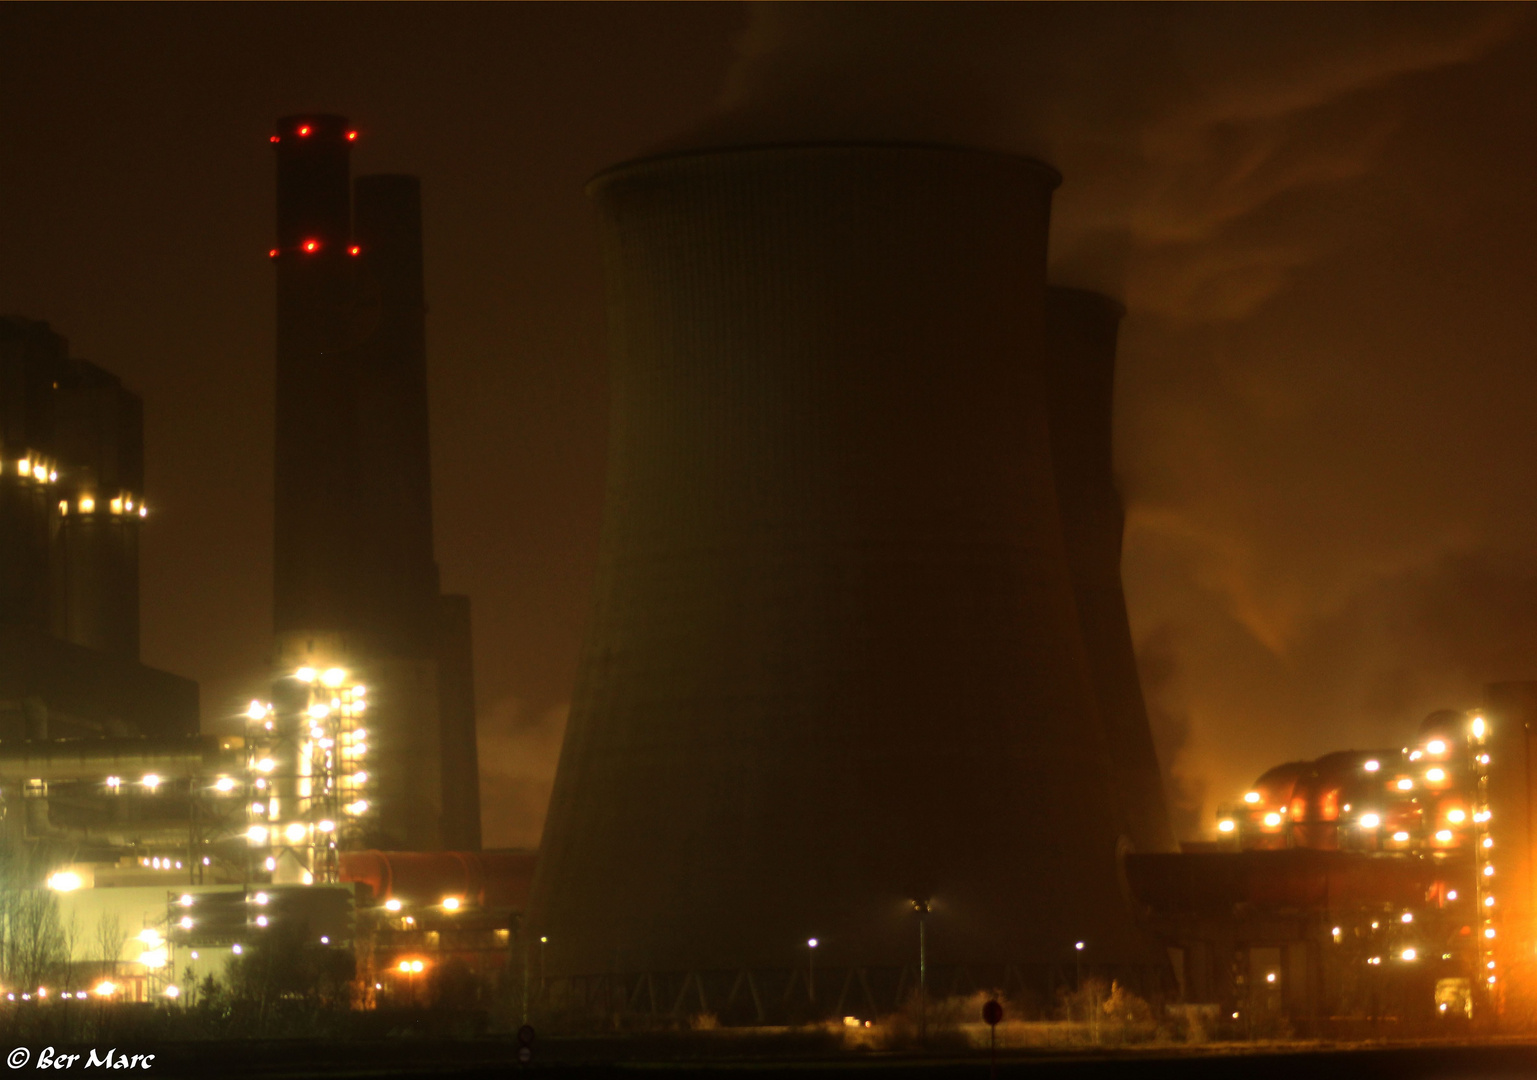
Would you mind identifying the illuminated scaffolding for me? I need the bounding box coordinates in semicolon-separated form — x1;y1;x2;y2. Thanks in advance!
244;666;371;885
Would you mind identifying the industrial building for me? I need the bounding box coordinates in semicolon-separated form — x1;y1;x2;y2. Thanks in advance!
0;117;498;1008
528;144;1174;1021
1126;686;1537;1031
0;317;197;744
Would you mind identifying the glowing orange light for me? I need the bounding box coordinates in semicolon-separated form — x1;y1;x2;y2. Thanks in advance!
298;125;311;137
268;248;279;259
348;245;360;256
346;131;358;141
303;239;319;253
269;135;280;144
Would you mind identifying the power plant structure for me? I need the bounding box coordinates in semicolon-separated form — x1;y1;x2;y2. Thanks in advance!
0;318;197;744
1044;287;1175;857
530;144;1174;1019
264;113;481;879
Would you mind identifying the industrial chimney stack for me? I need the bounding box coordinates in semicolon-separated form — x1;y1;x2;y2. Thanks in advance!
268;116;480;857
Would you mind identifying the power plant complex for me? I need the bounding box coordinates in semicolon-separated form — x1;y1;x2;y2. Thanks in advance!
2;122;1535;1034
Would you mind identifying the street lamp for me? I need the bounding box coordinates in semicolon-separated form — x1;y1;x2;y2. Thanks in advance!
807;938;819;1006
912;900;930;1046
1074;940;1086;992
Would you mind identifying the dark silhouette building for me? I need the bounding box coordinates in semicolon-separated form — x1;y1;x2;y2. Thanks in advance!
0;316;197;742
1045;287;1175;855
269;115;480;854
530;145;1168;1007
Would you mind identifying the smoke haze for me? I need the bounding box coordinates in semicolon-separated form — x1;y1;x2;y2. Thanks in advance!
694;4;1537;836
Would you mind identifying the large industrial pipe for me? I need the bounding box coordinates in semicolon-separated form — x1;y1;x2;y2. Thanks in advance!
1044;287;1175;854
531;144;1156;979
0;734;242;782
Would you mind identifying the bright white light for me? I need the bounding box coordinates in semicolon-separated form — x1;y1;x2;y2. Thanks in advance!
1392;831;1409;842
1363;759;1380;772
321;667;346;688
142;774;161;790
1075;941;1085;951
165;986;180;999
1484;865;1495;877
1409;750;1423;761
1263;812;1282;827
1401;912;1414;923
256;916;268;927
178;894;193;907
179;916;193;930
1396;779;1413;791
1426;768;1446;783
318;819;335;833
385;899;402;912
1265;973;1276;984
263;858;276;872
284;823;306;843
1473;716;1487;738
352;772;368;785
254;892;269;905
295;667;316;683
410;960;424;974
46;872;81;892
1427;740;1447;755
1401;948;1417;961
256;758;275;773
246;700;268;721
308;703;330;720
93;982;115;997
1243;791;1261;804
233;944;243;955
1483;838;1493;849
246;826;268;844
215;777;236;793
1436;830;1453;842
1448;890;1459;900
139;948;168;969
1485;896;1495;908
1447;809;1466;823
137;928;162;946
443;897;461;912
1360;814;1381;829
105;775;121;790
1486;928;1497;939
1217;819;1236;834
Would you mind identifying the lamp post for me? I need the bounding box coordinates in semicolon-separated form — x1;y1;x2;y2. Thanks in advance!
912;900;930;1046
807;938;818;1008
539;936;548;1004
1074;940;1085;994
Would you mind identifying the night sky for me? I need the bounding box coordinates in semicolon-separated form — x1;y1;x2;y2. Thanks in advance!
4;4;1537;848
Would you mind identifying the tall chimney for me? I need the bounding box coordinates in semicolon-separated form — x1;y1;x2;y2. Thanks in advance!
272;113;360;639
531;145;1158;988
1045;287;1175;853
351;174;440;658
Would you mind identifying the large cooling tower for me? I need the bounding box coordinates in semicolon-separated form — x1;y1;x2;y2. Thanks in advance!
1045;288;1175;854
530;145;1158;984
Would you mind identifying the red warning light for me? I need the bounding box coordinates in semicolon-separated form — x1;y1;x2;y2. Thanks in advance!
302;239;320;253
268;248;279;259
346;131;358;141
269;135;280;144
297;125;312;137
348;245;361;256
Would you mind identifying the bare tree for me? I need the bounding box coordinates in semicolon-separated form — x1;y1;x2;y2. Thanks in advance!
92;911;128;978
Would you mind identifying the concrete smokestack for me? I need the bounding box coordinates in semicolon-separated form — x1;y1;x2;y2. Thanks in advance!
272;113;360;638
531;145;1157;988
1045;287;1175;853
352;174;439;658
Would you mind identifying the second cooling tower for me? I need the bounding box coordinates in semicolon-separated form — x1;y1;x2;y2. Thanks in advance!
531;145;1157;982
